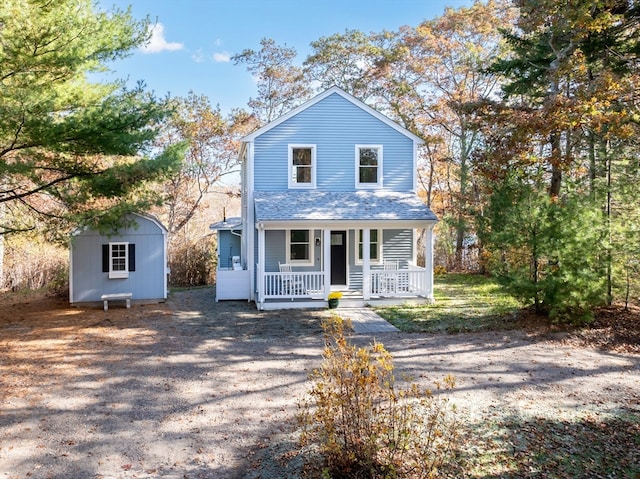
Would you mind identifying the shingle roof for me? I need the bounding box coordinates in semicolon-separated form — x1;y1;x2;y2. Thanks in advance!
254;190;437;223
209;216;243;230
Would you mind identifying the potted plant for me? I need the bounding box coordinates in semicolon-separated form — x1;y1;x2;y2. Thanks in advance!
327;291;342;309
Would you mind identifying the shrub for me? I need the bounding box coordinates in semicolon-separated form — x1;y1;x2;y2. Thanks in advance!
2;233;68;292
298;316;460;478
434;265;447;276
168;237;215;287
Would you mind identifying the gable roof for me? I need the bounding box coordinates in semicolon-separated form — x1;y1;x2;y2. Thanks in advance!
71;212;167;237
254;190;437;226
242;86;424;144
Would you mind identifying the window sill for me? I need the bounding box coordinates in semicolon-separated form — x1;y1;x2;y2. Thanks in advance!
109;272;129;279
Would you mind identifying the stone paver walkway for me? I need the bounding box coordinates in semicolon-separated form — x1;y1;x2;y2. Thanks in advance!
337;308;400;333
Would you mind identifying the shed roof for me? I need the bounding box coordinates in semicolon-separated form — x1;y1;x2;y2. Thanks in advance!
254;191;437;226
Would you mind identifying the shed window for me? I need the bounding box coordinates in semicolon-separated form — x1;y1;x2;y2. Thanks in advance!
356;145;382;189
102;243;136;279
289;145;316;188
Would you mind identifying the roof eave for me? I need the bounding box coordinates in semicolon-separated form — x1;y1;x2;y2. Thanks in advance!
256;218;437;230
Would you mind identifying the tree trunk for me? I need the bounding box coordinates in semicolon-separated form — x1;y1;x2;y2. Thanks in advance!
549;132;562;197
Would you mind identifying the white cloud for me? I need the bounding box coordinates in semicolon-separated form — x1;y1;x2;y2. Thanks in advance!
191;48;206;63
141;23;184;54
212;52;231;63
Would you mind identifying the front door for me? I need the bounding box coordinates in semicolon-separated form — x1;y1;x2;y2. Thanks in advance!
330;231;347;285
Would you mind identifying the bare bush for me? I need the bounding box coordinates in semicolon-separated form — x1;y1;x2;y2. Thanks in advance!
298;316;461;478
2;234;68;293
168;237;215;287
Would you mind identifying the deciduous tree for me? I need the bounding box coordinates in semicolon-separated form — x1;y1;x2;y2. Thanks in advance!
232;38;312;124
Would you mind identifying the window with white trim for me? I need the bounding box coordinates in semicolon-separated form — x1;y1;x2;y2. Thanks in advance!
109;242;128;278
355;145;382;188
102;242;135;279
288;145;316;188
287;230;313;265
356;229;382;264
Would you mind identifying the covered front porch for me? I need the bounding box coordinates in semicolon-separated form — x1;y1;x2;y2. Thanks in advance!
255;227;435;310
251;190;438;310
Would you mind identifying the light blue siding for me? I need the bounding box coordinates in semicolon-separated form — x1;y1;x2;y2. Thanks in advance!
218;231;242;269
70;215;167;303
348;229;413;289
253;93;414;192
263;230;323;272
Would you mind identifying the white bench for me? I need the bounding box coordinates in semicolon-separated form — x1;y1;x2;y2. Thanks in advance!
101;293;132;311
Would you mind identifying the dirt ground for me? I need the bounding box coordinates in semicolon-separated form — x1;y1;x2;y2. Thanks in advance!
0;288;639;479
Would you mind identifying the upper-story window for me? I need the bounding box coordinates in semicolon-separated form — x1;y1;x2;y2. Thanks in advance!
288;145;316;188
355;145;383;189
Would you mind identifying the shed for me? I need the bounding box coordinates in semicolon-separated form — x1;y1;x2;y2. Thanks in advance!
69;213;169;306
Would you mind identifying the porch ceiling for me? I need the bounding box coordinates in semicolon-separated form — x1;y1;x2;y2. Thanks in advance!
254;190;437;227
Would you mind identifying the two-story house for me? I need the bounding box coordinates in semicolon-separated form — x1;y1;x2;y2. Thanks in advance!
211;86;438;310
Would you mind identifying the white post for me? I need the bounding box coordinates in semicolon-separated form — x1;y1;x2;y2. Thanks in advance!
323;229;331;299
425;225;434;301
363;228;371;300
257;226;265;306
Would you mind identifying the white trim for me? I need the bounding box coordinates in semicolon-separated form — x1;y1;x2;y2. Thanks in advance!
323;229;331;299
288;144;316;189
108;242;129;279
413;141;418;193
242;86;424;144
425;224;435;301
69;239;75;302
257;219;437;230
286;229;314;266
247;141;256;301
362;228;371;300
355;228;382;265
355;144;383;189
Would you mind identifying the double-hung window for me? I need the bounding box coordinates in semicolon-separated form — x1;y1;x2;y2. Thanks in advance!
356;229;381;264
288;145;316;188
287;230;313;265
102;242;136;279
355;145;382;189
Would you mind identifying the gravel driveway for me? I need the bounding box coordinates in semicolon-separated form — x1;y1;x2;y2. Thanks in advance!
1;288;638;478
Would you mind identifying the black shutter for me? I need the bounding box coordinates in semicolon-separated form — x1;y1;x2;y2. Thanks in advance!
102;244;109;272
128;243;136;271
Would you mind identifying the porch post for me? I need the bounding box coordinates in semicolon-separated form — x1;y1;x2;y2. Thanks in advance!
257;225;266;307
323;229;331;299
425;224;434;301
363;228;371;300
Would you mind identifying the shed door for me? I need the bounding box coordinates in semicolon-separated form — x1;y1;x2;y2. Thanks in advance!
330;231;347;285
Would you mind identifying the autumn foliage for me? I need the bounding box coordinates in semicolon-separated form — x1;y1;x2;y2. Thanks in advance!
298;316;460;478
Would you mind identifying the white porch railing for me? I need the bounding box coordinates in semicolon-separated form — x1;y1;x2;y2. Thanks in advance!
258;265;428;301
370;265;427;296
262;271;325;300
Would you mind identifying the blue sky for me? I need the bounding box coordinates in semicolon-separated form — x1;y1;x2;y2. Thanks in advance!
100;0;473;114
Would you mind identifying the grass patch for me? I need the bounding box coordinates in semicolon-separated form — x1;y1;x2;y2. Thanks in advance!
443;410;640;478
376;273;525;333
